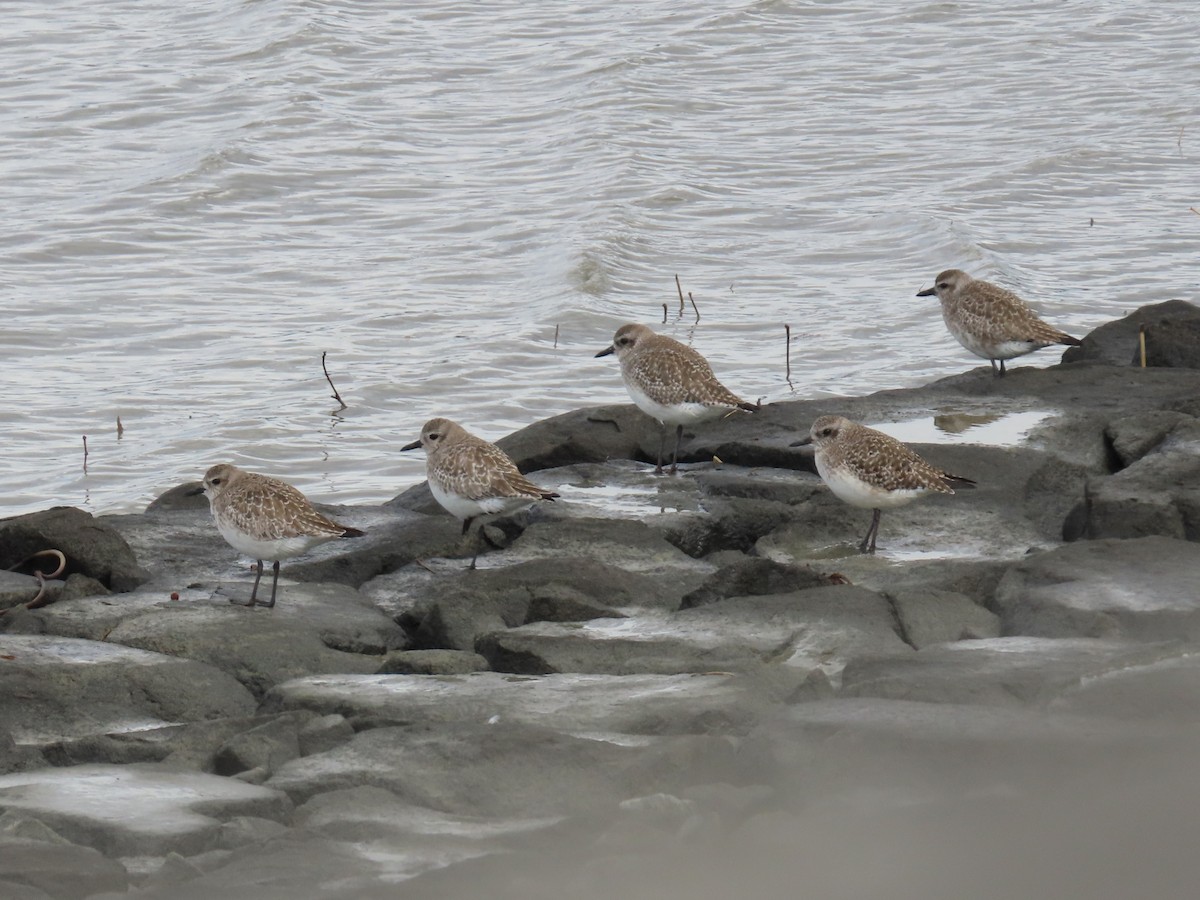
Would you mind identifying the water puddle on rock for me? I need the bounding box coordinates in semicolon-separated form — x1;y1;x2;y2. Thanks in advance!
873;410;1052;446
558;466;704;518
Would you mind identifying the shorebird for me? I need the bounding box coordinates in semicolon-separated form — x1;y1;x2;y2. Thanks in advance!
595;323;758;474
792;415;975;554
401;417;560;569
917;269;1082;376
191;463;364;608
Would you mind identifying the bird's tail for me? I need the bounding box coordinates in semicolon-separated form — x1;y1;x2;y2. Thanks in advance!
943;474;977;491
341;526;367;538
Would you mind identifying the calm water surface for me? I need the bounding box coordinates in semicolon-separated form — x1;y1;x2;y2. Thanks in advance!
2;0;1196;516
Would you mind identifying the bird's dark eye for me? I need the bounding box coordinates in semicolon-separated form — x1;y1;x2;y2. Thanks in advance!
211;478;222;485
821;428;834;437
937;282;948;289
429;433;440;441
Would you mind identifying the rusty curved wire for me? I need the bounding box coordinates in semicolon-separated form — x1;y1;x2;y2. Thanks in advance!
1;549;67;615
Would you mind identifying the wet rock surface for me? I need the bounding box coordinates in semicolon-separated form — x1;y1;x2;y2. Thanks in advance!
3;304;1200;897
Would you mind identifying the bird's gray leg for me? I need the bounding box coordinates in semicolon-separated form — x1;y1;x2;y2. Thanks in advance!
231;559;264;607
261;560;281;609
858;509;882;554
669;423;684;475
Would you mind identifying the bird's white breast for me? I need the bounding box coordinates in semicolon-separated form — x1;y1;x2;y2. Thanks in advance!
816;455;927;510
625;381;727;426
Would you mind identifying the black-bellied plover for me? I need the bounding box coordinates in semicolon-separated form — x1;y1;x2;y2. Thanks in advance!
917;269;1082;376
190;463;364;608
401;417;560;569
595;323;758;474
793;415;975;554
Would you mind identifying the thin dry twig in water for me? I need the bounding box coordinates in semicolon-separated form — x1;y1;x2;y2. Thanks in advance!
553;324;560;349
688;291;700;322
82;436;88;473
321;352;348;411
675;274;685;314
1139;325;1147;368
785;324;793;384
1190;207;1200;217
661;302;668;324
116;416;124;438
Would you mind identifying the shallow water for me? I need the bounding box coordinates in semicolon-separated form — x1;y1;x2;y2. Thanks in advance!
3;0;1197;516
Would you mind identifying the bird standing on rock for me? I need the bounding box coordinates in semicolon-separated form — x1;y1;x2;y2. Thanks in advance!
402;417;560;569
190;463;364;608
595;323;758;475
793;415;976;554
917;269;1082;376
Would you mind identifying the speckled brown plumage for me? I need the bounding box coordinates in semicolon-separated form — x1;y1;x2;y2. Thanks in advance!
800;415;975;554
601;323;752;410
812;417;965;495
595;322;757;474
918;269;1081;376
205;465;358;542
402;417;559;568
419;418;558;505
195;463;363;608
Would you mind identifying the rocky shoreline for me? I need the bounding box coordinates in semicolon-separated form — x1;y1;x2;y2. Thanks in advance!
3;300;1200;899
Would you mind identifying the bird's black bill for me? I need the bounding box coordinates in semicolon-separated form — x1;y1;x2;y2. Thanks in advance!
186;484;205;496
790;437;813;447
594;345;614;358
400;440;421;451
916;287;936;297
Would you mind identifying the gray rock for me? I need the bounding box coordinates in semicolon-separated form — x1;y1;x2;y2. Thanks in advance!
0;764;292;858
0;507;147;591
0;811;71;845
214;715;308;777
146;482;210;512
475;585;907;679
0;570;45;614
525;585;626;623
1105;410;1195;467
993;537;1200;639
294;784;559;847
262;671;776;739
0;838;128;900
297;715;356;757
0;634;256;754
463;555;679;614
139;851;206;891
411;594;508;652
32;585;403;698
1053;654;1200;721
841;637;1183;706
504;518;713;584
377;650;490;675
476;619;770;676
680;557;831;609
1062;299;1200;367
0;729;44;777
889;588;1001;649
216;816;291;850
265;720;726;816
1064;420;1200;542
108;503;461;596
679;586;912;683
